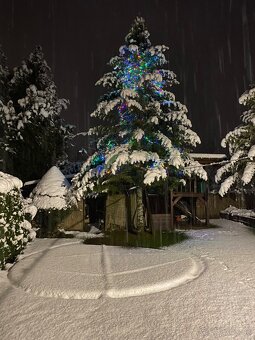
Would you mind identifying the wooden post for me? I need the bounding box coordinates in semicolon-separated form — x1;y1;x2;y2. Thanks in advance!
205;187;209;226
164;182;169;231
145;191;152;232
191;197;196;226
194;177;197;193
136;187;144;232
83;199;86;231
170;190;174;230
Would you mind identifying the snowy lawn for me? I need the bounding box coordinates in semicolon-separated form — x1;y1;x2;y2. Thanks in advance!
1;219;255;339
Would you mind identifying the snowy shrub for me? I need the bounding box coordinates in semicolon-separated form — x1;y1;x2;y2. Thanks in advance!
30;166;76;237
0;172;36;269
216;85;255;196
31;166;72;210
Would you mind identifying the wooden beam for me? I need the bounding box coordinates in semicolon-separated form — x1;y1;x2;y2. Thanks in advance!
173;196;182;206
173;192;205;198
170;190;174;230
205;201;209;226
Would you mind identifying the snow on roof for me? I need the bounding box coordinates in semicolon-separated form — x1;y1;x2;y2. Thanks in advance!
0;172;23;194
31;166;70;210
190;153;227;160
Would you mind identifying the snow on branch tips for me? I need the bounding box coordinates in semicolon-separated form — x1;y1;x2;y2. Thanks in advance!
216;85;255;195
219;173;238;197
144;165;167;185
242;162;255;185
184;161;208;181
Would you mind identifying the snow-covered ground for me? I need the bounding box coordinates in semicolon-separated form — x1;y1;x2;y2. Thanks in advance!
1;219;255;339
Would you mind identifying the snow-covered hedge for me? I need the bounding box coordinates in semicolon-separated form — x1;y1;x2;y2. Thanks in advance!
0;172;36;269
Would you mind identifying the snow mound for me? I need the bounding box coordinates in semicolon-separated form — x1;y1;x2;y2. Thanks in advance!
222;206;255;218
0;172;23;194
31;166;70;210
8;242;204;300
59;229;104;239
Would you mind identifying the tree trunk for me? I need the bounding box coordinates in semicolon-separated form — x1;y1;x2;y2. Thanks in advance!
136;187;144;232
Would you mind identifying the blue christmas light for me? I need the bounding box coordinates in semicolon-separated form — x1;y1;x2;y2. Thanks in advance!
96;164;104;175
91;154;105;166
162;100;174;106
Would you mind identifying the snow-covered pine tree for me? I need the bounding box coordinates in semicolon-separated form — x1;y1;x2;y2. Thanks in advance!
216;86;255;196
0;46;74;181
0;47;10;170
0;46;9;102
73;17;207;231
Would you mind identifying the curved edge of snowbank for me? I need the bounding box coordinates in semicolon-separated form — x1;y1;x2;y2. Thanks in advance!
106;257;205;298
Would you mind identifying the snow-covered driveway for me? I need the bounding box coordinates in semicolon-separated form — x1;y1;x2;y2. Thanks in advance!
1;219;255;339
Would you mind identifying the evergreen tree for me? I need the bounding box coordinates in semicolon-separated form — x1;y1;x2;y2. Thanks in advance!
0;46;9;102
0;46;73;181
216;86;255;196
73;18;206;231
0;46;10;169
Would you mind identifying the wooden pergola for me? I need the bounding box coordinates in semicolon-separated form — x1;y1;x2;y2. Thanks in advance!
169;190;209;230
147;178;209;231
149;153;227;231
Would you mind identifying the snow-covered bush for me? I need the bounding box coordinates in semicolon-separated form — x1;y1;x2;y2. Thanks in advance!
31;166;72;210
216;86;255;196
0;172;36;269
30;166;75;237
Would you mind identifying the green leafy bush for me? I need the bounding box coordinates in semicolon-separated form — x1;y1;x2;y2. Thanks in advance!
0;188;36;269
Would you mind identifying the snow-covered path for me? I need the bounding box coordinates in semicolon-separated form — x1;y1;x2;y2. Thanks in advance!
1;219;255;339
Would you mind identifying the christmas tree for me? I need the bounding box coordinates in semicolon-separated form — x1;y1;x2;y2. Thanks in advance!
0;46;74;181
216;86;255;196
73;17;206;230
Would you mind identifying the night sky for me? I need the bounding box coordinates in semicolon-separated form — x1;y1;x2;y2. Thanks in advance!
0;0;255;157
